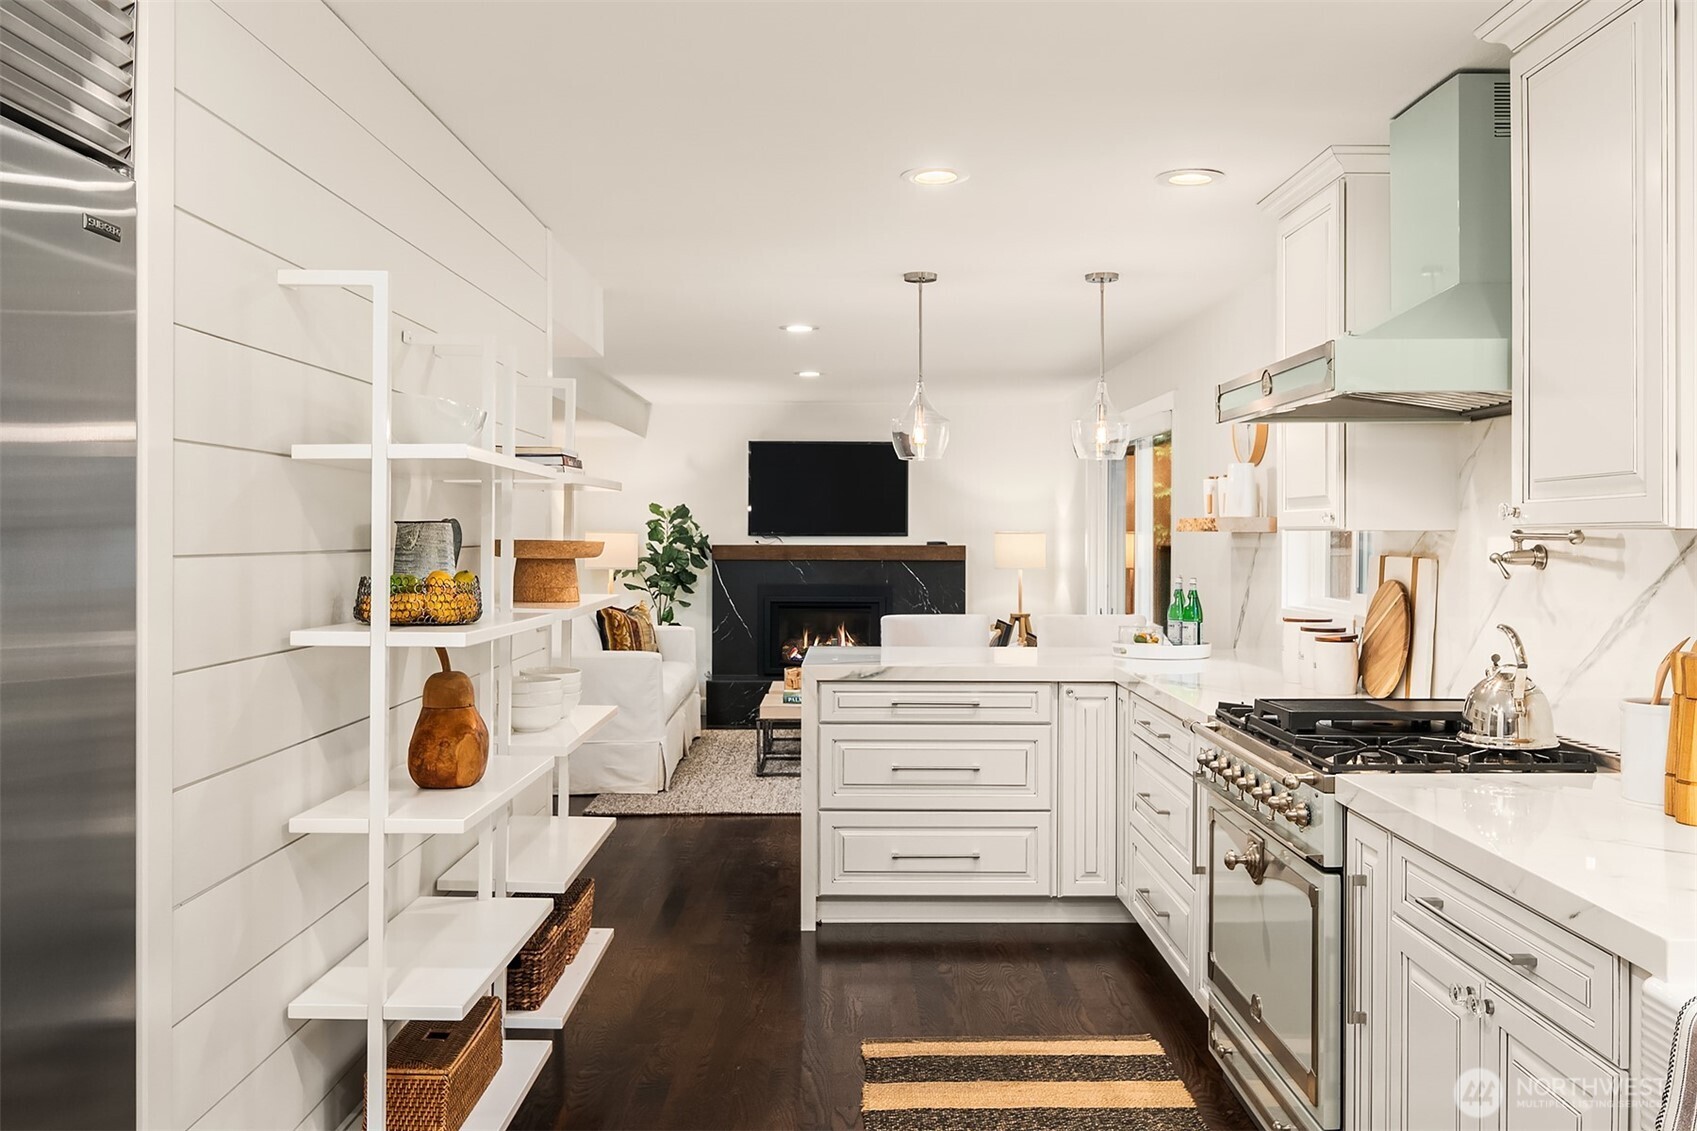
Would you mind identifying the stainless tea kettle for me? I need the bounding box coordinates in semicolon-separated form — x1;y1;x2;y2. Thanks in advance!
1460;624;1558;750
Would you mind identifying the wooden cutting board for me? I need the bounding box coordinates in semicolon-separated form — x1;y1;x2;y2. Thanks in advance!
1360;580;1412;698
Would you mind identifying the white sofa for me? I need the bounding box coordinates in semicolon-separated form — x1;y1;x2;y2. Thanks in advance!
569;623;701;793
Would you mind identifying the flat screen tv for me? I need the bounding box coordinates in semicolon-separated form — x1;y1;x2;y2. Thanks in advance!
747;440;909;537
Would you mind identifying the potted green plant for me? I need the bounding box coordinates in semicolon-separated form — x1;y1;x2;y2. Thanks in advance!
619;502;711;625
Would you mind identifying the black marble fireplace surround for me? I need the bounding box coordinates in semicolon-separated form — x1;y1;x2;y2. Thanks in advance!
706;545;967;726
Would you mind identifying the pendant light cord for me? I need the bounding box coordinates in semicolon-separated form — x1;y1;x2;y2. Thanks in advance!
1096;276;1108;419
916;278;925;393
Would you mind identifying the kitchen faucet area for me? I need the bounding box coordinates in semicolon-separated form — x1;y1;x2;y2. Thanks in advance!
3;2;1696;1130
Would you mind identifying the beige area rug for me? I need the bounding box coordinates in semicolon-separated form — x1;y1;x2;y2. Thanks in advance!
580;729;801;816
861;1037;1209;1131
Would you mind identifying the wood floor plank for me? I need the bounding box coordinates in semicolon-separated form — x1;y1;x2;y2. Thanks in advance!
515;811;1252;1130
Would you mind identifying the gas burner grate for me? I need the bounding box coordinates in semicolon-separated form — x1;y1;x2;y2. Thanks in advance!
1215;701;1598;774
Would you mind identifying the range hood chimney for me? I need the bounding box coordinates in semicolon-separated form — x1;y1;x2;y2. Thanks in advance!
1219;72;1512;424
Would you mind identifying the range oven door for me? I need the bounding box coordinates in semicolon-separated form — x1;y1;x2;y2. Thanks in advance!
1209;803;1341;1130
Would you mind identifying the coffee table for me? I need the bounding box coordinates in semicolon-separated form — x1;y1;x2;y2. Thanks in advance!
755;680;801;777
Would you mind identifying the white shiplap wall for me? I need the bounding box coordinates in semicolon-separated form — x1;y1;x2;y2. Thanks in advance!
160;3;560;1126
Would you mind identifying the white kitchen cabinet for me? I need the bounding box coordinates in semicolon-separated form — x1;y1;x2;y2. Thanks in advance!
1116;688;1133;909
1387;915;1483;1131
1346;817;1391;1131
1481;0;1689;527
1058;684;1117;896
1488;988;1622;1131
1265;148;1461;531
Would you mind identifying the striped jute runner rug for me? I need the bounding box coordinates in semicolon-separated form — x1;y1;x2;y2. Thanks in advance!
861;1036;1209;1130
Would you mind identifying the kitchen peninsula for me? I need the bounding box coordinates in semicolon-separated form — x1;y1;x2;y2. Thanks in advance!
799;645;1697;1131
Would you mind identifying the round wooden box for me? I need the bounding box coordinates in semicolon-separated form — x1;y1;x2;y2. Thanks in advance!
511;539;604;603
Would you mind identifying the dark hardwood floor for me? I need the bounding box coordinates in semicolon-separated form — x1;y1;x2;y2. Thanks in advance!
515;812;1254;1131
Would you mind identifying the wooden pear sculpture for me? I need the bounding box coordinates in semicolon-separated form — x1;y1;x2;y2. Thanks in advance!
408;648;490;789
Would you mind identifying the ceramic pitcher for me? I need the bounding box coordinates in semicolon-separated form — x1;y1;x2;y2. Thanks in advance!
393;518;461;577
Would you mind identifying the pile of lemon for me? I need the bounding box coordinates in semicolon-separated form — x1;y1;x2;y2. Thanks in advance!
356;569;482;625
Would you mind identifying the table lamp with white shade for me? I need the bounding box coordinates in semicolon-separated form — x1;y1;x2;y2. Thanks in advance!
584;531;641;594
993;530;1046;645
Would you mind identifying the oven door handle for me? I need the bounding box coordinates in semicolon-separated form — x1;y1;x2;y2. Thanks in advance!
1347;873;1367;1026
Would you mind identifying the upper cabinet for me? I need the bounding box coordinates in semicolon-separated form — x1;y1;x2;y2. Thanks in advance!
1481;0;1693;527
1265;150;1461;531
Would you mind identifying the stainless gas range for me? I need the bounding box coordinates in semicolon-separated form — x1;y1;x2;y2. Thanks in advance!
1190;699;1599;1131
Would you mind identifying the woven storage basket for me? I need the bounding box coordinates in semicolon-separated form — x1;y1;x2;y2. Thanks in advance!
506;878;594;1011
367;995;502;1131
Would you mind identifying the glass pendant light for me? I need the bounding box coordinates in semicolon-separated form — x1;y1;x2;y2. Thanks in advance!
1072;270;1131;460
892;270;950;462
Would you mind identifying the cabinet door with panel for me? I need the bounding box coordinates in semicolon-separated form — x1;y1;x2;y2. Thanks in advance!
1387;916;1483;1131
1275;181;1349;530
1346;817;1391;1131
1507;0;1674;526
1486;987;1622;1131
1058;684;1117;896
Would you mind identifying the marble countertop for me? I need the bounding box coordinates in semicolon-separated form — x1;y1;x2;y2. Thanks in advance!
1337;774;1697;983
800;646;1306;724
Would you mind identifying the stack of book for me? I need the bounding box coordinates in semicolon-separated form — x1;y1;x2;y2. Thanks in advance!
511;445;584;470
781;689;801;705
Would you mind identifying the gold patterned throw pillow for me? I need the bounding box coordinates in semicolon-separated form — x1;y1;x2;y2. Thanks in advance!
596;604;660;652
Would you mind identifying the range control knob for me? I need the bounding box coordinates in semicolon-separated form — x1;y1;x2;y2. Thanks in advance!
1284;803;1313;828
1281;772;1319;789
1267;793;1294;812
1250;783;1273;802
1207;757;1229;773
1196;750;1213;766
1237;773;1258;793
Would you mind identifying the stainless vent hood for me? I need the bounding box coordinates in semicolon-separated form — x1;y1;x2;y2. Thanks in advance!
1219;73;1512;424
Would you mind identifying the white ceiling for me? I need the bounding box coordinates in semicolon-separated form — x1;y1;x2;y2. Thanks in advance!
329;1;1506;404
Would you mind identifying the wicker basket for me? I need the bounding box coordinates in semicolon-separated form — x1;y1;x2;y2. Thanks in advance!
367;995;502;1131
506;878;594;1011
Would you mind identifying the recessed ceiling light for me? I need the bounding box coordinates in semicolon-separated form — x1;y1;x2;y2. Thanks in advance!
1157;168;1225;187
796;370;822;379
902;167;968;186
781;324;817;334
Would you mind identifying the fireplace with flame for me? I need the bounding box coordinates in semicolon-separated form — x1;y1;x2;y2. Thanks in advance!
758;586;888;676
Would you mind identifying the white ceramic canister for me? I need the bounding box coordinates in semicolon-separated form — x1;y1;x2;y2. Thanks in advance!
1619;698;1672;807
1223;462;1259;517
1312;634;1361;696
1282;616;1332;683
1296;624;1344;689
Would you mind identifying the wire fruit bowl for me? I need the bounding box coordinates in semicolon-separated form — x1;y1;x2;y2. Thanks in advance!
354;575;483;626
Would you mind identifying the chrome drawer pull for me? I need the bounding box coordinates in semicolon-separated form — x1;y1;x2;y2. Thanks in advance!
1137;718;1173;740
1415;895;1540;972
890;765;983;772
1135;888;1170;918
888;700;984;709
1135;791;1172;816
890;852;981;860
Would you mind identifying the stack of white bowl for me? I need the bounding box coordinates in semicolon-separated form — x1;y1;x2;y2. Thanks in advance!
511;672;563;732
512;666;582;732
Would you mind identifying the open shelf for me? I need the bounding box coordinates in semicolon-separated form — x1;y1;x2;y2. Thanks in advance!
289;754;554;835
464;1041;551;1131
505;928;612;1031
510;471;622;491
508;704;617;756
291;595;620;648
436;815;615;896
289;896;550;1021
292;442;568;482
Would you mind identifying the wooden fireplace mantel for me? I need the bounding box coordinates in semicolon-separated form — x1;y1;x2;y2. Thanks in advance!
711;544;965;562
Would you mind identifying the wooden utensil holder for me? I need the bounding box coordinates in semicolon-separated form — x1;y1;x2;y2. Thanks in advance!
1665;652;1697;824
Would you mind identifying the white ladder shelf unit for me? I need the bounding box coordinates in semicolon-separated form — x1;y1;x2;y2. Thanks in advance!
277;269;620;1129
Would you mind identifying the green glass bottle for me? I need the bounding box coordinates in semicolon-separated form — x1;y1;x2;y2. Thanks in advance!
1166;583;1186;645
1183;577;1203;645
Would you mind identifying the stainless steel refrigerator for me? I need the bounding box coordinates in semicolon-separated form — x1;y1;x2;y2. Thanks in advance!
0;111;138;1129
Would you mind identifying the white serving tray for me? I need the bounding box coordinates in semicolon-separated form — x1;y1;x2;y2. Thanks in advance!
1111;641;1213;660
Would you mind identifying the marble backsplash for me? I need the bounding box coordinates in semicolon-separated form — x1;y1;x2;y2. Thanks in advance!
1212;419;1697;750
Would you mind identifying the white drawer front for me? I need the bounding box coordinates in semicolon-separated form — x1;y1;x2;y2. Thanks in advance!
819;682;1053;724
1129;826;1195;985
1130;696;1193;767
820;725;1051;810
1128;737;1194;877
1392;840;1619;1060
820;812;1052;897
